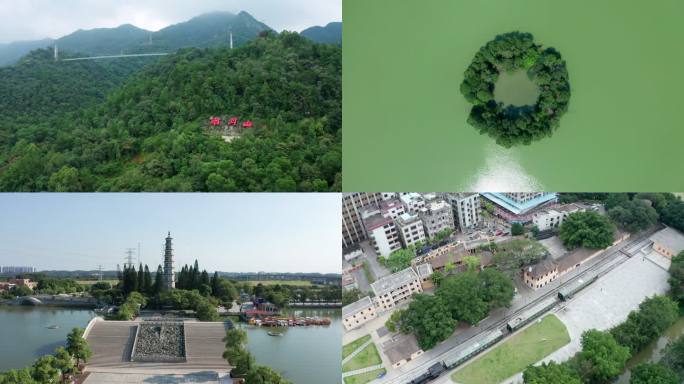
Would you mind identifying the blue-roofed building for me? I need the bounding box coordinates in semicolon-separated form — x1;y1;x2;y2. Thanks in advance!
481;193;558;216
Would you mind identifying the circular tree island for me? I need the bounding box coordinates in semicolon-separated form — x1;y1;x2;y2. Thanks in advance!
460;32;571;147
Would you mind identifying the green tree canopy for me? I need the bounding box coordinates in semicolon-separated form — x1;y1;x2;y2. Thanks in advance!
608;199;658;233
610;295;679;355
511;222;525;236
65;327;92;366
668;251;684;304
629;363;678;384
559;211;615;250
379;247;416;273
400;294;456;350
576;330;630;383
460;32;570;147
523;362;581;384
661;335;684;380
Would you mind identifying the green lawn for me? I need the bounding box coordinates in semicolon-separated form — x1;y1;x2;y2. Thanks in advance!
343;334;371;359
343;343;382;372
344;368;386;384
452;314;570;384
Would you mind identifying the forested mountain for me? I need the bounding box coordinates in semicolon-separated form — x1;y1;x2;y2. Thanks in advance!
0;11;272;65
0;38;55;66
57;24;151;55
0;32;341;192
152;11;272;50
301;22;342;45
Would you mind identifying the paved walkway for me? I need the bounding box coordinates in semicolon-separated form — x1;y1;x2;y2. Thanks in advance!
342;364;384;378
342;339;373;365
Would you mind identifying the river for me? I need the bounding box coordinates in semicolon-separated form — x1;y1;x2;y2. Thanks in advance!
241;308;342;384
616;316;684;383
0;305;341;383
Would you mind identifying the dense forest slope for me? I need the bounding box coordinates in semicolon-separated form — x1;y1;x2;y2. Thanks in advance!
0;49;157;127
301;22;342;45
0;32;341;192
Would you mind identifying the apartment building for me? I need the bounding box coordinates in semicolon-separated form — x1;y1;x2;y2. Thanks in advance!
532;203;584;231
419;199;455;238
371;267;423;312
444;193;481;230
395;213;427;248
400;193;426;214
342;296;377;331
362;208;401;256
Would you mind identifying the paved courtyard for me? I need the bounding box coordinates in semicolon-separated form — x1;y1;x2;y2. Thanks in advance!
86;320;230;375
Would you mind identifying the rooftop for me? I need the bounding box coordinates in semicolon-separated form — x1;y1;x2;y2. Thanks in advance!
371;267;419;296
481;193;557;215
342;296;374;318
651;227;684;254
396;213;421;227
416;263;433;278
382;334;422;365
424;199;451;212
526;258;557;278
363;211;393;231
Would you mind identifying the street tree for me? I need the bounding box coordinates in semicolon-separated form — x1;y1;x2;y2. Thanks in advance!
511;222;525;236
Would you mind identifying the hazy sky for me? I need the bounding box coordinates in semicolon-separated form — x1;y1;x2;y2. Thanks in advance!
0;0;341;43
0;194;341;273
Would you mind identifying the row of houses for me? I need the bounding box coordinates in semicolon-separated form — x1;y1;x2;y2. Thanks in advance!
0;278;37;293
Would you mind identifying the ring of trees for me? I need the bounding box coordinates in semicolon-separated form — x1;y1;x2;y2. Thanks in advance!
460;32;571;147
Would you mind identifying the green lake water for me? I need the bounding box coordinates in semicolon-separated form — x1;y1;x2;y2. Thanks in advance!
343;0;684;191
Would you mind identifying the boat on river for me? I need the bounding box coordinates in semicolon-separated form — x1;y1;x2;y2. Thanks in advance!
267;331;284;337
47;325;59;329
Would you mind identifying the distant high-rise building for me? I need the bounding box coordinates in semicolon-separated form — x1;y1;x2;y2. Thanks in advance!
163;232;175;290
342;193;384;248
1;266;36;274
